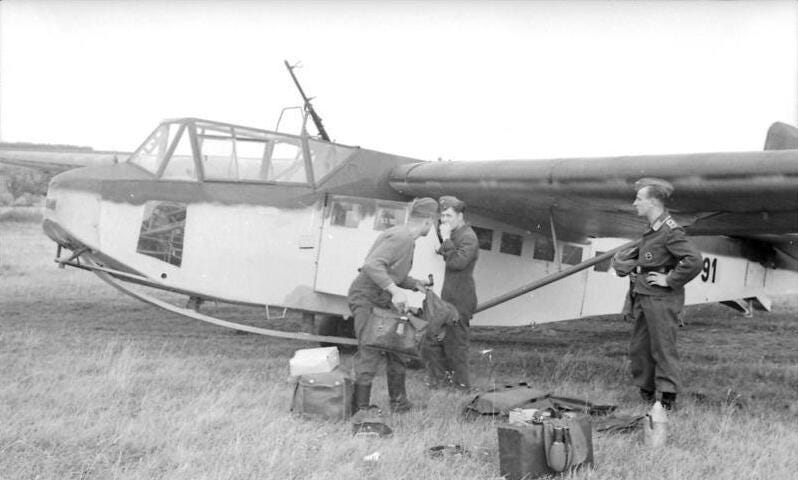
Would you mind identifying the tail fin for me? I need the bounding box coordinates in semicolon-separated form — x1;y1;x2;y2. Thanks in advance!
764;122;798;150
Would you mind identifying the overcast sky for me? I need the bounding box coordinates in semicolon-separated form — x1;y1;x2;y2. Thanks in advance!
0;0;796;160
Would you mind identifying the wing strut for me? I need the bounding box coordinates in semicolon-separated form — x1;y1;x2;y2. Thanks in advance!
475;239;639;313
549;209;562;270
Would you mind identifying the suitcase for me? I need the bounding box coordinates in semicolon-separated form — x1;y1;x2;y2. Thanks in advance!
359;307;427;357
498;416;593;480
290;369;353;421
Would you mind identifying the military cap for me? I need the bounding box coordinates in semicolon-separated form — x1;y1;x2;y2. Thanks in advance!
438;195;466;213
410;197;440;218
634;177;674;198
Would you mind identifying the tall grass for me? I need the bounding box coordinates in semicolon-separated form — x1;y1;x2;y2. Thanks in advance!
1;222;797;479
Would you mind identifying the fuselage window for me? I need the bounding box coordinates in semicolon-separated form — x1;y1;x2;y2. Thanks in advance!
373;204;407;231
561;244;583;265
593;251;611;272
136;201;186;267
472;226;494;251
330;199;365;228
533;234;555;262
500;232;523;256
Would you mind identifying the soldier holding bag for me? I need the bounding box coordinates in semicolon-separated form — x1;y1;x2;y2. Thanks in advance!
347;197;439;415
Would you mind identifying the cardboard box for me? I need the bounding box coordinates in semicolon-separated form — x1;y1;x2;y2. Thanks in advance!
289;346;340;377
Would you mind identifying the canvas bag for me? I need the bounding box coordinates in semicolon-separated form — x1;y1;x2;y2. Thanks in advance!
290;369;353;421
498;415;593;480
421;288;459;341
463;383;617;419
359;307;428;357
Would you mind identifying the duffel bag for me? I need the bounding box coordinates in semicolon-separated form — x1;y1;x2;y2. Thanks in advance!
290;369;353;421
359;307;427;357
498;415;593;480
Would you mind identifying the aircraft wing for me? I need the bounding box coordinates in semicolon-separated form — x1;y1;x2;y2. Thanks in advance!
0;143;128;172
388;125;798;242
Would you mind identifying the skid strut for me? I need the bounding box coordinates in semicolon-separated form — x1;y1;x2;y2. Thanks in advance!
74;256;358;346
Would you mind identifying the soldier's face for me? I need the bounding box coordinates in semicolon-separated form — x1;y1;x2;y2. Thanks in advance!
633;188;653;217
440;208;463;229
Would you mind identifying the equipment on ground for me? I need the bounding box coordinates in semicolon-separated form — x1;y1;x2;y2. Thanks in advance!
498;414;593;479
290;368;353;421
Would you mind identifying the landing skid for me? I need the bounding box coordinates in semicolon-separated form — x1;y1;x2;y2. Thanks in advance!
82;257;359;346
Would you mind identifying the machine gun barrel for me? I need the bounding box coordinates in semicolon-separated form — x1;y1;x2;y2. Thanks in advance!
284;60;331;141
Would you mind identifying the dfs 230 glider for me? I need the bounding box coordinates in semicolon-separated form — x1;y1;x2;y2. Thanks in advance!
2;63;798;345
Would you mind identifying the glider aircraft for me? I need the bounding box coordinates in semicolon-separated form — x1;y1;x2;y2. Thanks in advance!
2;63;797;345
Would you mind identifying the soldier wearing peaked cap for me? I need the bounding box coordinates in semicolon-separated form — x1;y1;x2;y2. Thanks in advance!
421;195;479;390
618;178;702;410
348;197;439;416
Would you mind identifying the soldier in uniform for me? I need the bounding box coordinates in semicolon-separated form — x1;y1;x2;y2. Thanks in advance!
422;196;479;390
348;197;439;415
619;178;702;410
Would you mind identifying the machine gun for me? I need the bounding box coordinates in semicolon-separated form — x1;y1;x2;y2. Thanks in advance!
284;60;331;142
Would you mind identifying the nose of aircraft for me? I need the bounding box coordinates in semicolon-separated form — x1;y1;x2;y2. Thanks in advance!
43;163;148;251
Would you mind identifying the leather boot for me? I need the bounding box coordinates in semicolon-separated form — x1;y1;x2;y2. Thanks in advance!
661;392;677;411
351;383;392;437
387;372;413;413
353;383;373;412
639;389;655;404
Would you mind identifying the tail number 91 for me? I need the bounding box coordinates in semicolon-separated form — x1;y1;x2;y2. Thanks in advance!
700;257;718;283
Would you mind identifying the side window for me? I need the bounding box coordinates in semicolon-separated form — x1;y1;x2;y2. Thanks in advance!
533;234;555;262
373;204;406;231
200;133;237;180
137;201;186;267
236;138;267;181
561;244;583;265
267;141;306;183
194;124;308;184
472;226;494;251
330;200;365;228
593;251;611;272
500;232;523;256
161;127;197;180
129;123;181;175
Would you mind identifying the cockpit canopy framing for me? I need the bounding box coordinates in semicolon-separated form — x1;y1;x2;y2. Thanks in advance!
128;118;355;186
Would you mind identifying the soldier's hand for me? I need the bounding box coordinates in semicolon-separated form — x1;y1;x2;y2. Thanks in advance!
412;277;432;292
390;289;409;313
646;272;669;287
439;222;452;241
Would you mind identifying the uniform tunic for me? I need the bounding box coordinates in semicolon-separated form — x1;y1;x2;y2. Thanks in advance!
629;212;702;394
348;225;422;385
422;224;479;388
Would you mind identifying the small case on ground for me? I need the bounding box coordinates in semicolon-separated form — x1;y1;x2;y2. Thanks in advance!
289;346;340;377
359;307;427;357
498;416;593;480
290;368;353;421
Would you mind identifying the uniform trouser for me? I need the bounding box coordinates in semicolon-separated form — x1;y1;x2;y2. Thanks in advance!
421;316;470;387
351;305;406;386
629;293;683;394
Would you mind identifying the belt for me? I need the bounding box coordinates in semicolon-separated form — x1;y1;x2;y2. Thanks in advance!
635;266;673;274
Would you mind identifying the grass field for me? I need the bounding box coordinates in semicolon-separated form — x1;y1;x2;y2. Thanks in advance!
2;211;797;479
